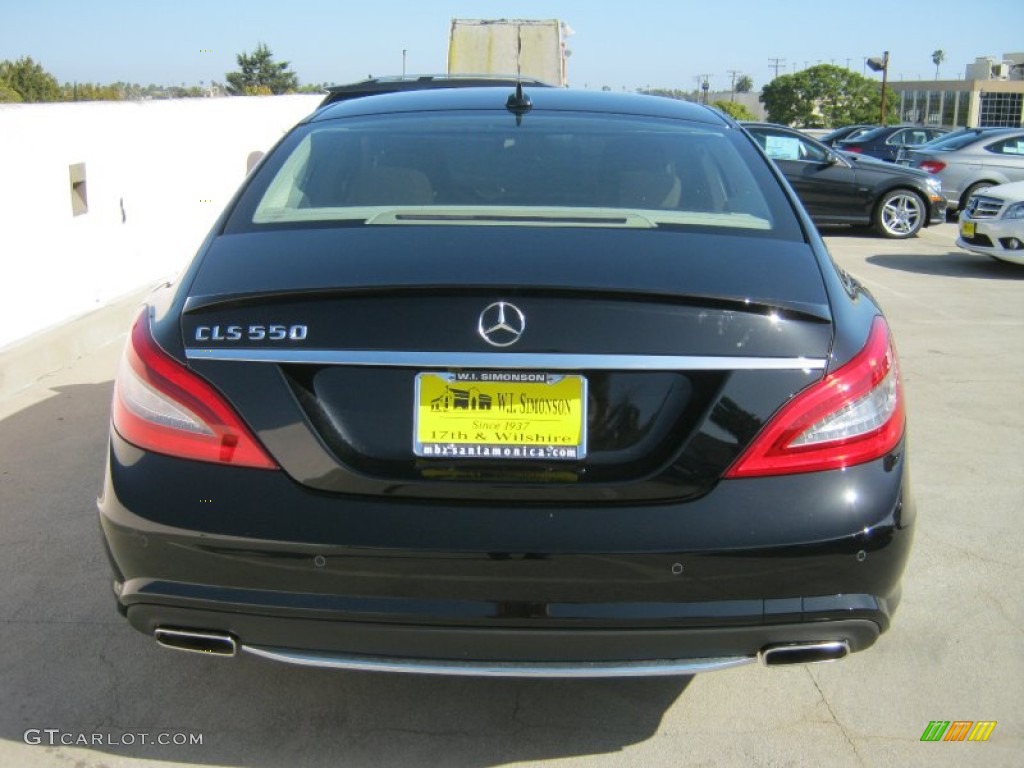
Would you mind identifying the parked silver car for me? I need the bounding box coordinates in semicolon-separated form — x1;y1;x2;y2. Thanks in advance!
906;128;1024;212
957;180;1024;265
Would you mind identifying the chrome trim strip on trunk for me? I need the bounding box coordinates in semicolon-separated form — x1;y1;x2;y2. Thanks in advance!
242;645;754;677
184;348;827;371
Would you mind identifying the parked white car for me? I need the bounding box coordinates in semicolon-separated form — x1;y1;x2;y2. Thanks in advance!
957;180;1024;265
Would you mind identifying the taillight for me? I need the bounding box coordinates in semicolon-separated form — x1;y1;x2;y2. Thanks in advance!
844;146;863;153
918;160;945;174
112;310;278;469
725;317;904;478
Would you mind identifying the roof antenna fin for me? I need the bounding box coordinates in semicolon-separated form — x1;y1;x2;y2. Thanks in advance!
506;81;533;123
505;25;532;122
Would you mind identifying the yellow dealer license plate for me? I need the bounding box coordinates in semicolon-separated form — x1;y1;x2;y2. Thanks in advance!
961;220;975;238
414;371;587;461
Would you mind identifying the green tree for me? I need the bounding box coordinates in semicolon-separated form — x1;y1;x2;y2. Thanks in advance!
760;64;895;128
931;49;945;79
735;74;753;93
640;87;690;101
62;81;124;101
0;81;22;102
711;100;755;121
226;43;298;95
0;56;61;102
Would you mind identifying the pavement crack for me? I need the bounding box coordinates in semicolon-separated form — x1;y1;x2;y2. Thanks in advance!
979;588;1024;637
924;532;1016;570
807;668;865;767
96;637;124;728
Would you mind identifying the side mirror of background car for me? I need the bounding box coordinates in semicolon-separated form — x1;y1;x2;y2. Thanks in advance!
246;151;265;174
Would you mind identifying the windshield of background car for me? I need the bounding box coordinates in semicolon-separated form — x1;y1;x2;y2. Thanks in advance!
224;111;803;239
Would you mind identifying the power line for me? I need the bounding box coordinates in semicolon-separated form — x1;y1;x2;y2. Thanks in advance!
768;58;786;79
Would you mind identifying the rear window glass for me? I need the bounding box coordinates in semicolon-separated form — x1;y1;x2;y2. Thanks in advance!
846;127;887;142
226;111;800;238
925;130;1010;151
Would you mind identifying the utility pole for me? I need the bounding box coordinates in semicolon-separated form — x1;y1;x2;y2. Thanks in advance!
727;69;740;101
768;58;786;79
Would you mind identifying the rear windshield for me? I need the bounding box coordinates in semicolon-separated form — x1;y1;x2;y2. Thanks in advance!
844;127;887;142
925;130;1009;151
225;110;801;239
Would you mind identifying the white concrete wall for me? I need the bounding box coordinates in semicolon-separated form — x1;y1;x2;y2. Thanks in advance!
0;95;322;350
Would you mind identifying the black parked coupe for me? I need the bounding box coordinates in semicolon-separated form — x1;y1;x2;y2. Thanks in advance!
744;122;946;238
837;124;950;163
99;87;914;677
818;124;877;147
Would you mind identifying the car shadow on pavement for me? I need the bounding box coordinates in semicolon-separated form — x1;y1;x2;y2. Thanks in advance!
866;251;1024;279
1;381;691;768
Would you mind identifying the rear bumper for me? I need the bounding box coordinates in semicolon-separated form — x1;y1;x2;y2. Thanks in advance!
99;432;914;674
133;602;879;676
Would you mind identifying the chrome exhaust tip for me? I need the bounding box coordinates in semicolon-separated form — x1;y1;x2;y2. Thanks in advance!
759;640;850;667
154;627;237;657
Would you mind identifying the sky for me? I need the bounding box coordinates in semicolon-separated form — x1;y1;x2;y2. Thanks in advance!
2;0;1022;93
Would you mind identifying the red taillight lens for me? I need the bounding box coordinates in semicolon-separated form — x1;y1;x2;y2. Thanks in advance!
112;311;278;469
844;146;863;153
725;317;905;478
918;160;945;174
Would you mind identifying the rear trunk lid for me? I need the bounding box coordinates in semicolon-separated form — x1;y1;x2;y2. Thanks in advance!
181;226;831;502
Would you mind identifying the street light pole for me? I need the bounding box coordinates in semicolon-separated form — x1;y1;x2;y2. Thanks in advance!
866;51;890;124
880;51;889;124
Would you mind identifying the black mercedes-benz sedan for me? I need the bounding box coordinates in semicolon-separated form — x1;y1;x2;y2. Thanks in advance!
744;122;946;238
98;86;914;677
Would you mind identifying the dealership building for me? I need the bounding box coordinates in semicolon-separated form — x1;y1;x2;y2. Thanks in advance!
889;52;1024;128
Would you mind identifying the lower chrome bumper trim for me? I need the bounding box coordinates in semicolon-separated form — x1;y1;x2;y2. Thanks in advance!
241;645;754;678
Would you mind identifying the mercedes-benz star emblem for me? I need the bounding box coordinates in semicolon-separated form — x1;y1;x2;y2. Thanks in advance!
478;302;526;348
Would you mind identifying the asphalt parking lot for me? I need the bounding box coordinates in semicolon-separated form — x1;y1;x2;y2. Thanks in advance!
0;221;1021;768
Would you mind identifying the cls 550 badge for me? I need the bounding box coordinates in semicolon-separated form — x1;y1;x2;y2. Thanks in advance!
193;324;308;342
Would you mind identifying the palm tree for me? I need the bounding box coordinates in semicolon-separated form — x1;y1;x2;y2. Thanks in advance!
932;49;946;80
